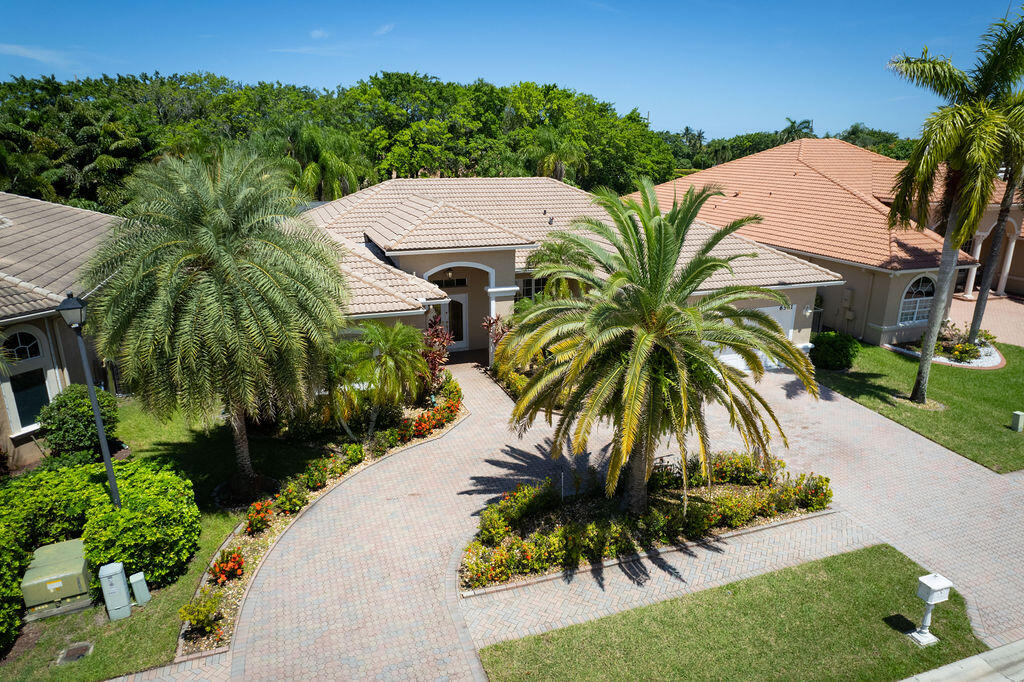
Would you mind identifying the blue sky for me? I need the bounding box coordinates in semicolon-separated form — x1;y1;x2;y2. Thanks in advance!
0;0;1015;138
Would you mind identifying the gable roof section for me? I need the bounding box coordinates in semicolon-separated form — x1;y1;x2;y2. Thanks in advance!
0;192;119;320
363;193;534;253
636;139;976;271
336;236;446;316
308;177;842;291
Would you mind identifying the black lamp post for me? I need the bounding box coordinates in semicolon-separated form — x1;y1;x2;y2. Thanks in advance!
56;292;121;508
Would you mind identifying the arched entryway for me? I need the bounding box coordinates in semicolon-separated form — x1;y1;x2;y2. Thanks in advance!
422;262;503;352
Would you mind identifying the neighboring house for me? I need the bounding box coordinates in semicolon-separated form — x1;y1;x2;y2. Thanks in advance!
0;193;113;469
639;138;1012;345
303;177;843;361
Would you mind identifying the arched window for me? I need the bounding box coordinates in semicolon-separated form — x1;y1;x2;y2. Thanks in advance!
1;325;59;432
899;276;935;325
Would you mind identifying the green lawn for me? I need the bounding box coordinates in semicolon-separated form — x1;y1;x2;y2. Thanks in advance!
0;401;326;681
816;342;1024;473
480;545;986;682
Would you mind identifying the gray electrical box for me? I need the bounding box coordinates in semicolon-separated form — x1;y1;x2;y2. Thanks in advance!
129;572;151;606
98;562;131;621
20;539;91;621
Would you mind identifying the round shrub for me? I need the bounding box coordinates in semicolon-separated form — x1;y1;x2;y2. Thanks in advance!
0;461;201;647
37;384;119;457
809;331;859;371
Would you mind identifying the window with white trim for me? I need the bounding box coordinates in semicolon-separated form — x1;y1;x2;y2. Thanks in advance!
515;277;547;301
1;325;60;433
898;276;935;325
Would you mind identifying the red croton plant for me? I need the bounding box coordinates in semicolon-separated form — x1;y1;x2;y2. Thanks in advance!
422;314;454;393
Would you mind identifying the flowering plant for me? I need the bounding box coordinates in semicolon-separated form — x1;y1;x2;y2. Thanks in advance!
245;499;274;535
209;547;244;584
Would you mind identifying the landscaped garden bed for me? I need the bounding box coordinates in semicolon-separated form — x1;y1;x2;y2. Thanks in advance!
891;321;1002;368
460;452;832;590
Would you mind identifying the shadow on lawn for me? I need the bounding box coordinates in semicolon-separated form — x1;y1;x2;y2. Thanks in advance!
814;370;904;407
140;423;326;510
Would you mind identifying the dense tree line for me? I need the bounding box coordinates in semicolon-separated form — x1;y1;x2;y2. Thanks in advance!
0;71;917;212
656;119;916;173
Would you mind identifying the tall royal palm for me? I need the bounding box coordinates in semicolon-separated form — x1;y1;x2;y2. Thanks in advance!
889;12;1024;402
84;150;347;483
497;180;817;513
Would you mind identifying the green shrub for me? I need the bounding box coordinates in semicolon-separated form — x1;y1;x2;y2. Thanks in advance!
713;491;757;528
0;461;201;645
769;481;798;513
37;384;119;457
477;480;559;547
505;372;529;398
809;331;859;370
301;459;329;490
245;499;274;535
274;480;308;515
439;373;463;403
672;501;720;539
34;450;99;471
794;473;833;511
948;342;981;363
178;588;221;635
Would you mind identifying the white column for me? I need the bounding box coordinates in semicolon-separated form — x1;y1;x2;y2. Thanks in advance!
997;233;1018;295
961;240;984;299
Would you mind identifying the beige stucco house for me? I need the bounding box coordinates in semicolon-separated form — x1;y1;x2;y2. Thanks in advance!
641;138;999;346
302;177;844;364
0;177;845;468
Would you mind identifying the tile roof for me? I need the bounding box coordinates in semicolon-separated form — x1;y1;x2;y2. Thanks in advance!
634;138;977;271
363;194;534;252
336;236;447;316
0;192;118;320
306;177;841;290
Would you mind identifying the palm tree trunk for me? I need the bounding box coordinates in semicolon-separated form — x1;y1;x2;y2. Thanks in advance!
229;407;256;479
339;418;358;442
969;166;1019;344
625;445;648;514
365;406;379;444
911;218;960;404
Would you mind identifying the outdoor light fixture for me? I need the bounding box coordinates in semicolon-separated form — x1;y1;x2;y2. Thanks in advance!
57;292;121;508
1012;411;1024;433
908;573;953;646
446;268;454;279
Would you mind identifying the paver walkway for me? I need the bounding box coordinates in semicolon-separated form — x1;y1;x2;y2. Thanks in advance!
122;356;1024;680
950;295;1024;346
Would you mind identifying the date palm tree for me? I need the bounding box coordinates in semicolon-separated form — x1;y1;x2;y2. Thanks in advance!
496;180;817;513
357;321;428;441
525;239;594;298
526;125;588;182
83;149;348;484
888;12;1024;402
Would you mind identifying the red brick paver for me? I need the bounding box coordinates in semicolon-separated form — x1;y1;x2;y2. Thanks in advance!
117;356;1024;680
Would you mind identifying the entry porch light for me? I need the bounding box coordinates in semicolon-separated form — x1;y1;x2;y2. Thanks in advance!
56;292;121;508
908;573;953;646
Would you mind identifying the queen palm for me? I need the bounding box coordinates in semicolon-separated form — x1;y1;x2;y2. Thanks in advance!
888;12;1024;402
496;180;817;513
357;321;428;441
83;149;347;483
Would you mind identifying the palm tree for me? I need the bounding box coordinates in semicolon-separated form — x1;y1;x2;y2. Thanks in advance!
525;239;594;298
496;180;817;513
888;13;1024;403
83;149;348;484
777;117;814;143
357;321;428;440
252;122;368;201
525;125;588;182
322;339;371;442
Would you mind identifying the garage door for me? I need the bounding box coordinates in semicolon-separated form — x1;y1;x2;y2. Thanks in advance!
717;304;796;371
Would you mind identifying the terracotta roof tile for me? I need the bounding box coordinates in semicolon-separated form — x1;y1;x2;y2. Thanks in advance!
633;139;978;271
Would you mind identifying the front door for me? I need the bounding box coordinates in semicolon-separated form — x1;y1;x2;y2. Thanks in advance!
446;293;469;351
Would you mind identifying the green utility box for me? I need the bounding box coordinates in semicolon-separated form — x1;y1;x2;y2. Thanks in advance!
20;539;91;621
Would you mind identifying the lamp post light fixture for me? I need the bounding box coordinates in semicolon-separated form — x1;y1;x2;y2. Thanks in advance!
56;292;121;508
908;573;953;646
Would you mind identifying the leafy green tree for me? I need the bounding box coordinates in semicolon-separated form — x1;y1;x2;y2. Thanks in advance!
888;11;1024;403
496;180;816;513
777;117;815;143
83;149;347;482
838;122;901;148
356;321;428;440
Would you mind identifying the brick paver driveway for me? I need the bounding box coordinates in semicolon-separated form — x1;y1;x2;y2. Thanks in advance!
124;355;1024;681
950;295;1024;346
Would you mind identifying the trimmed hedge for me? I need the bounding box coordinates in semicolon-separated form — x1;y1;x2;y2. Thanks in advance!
37;384;119;458
0;461;201;651
809;331;860;371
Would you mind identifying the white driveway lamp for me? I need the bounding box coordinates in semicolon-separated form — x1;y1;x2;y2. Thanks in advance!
56;292;121;508
909;573;954;646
